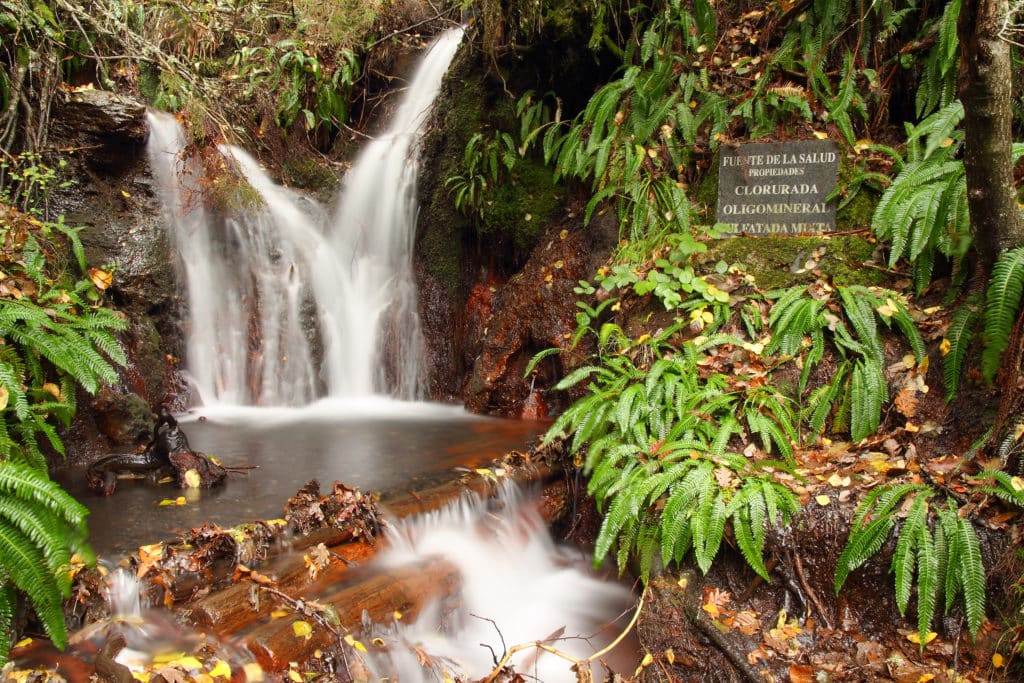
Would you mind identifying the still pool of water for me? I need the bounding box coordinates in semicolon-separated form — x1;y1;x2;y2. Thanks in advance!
56;399;548;558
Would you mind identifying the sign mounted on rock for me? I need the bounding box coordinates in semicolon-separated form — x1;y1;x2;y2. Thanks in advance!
716;139;839;235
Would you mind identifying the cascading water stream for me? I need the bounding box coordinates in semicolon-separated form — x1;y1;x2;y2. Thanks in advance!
147;28;464;406
135;27;640;681
360;483;634;682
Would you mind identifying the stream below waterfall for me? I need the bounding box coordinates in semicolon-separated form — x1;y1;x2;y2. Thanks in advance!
39;26;642;682
57;404;547;557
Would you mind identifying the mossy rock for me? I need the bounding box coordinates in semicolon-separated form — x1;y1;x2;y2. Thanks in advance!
478;157;561;251
695;235;885;290
282;154;339;196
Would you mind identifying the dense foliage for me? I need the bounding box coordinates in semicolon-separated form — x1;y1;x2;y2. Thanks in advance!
0;154;126;660
464;0;1024;652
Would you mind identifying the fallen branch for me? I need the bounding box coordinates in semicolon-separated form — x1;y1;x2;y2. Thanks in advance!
481;588;646;683
366;8;460;50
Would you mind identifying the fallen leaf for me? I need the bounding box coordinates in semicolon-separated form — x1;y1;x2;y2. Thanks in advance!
183;469;201;489
89;268;113;291
789;664;814;683
906;631;938;645
0;386;8;411
243;663;264;681
993;652;1005;668
208;660;231;678
344;634;367;653
41;382;61;400
292;620;313;640
815;494;831;506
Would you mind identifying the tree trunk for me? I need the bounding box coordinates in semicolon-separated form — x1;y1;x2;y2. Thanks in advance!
958;0;1024;270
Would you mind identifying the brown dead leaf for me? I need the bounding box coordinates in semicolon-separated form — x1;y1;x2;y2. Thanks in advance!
788;664;814;683
894;387;919;418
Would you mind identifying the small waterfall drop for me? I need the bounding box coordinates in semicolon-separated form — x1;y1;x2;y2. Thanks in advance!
147;28;463;406
363;483;635;682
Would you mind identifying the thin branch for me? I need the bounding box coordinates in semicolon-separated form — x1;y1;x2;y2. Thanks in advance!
366;7;460;50
480;588;646;683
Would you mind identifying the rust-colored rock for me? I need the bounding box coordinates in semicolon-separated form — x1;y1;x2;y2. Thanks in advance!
462;216;617;417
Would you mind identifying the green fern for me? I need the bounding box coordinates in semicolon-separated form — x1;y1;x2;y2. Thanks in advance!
981;246;1024;382
0;462;93;663
943;295;981;400
836;484;986;648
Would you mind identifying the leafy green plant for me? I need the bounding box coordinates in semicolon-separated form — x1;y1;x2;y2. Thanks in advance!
835;483;985;647
446;131;518;219
871;101;973;293
981;245;1024;383
0;206;125;661
766;284;925;441
537;317;800;581
0;462;93;664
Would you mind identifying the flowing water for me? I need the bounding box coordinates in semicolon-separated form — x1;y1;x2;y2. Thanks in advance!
58;28;639;682
147;28;464;405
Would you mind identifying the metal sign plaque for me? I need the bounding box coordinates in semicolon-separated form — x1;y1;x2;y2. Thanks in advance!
716;140;839;235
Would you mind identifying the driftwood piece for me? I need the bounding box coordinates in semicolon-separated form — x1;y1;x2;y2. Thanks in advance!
244;556;461;670
181;540;375;635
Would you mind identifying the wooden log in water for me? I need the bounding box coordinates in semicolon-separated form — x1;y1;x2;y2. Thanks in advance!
180;540;376;635
380;463;553;518
244;555;461;671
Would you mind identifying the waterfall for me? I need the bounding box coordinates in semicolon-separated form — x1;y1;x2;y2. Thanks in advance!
365;483;634;682
146;28;463;406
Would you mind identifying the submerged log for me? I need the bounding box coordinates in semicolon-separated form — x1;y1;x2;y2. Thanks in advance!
181;540;376;635
244;556;461;671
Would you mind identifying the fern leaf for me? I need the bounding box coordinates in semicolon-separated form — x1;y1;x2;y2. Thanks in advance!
981;246;1024;382
0;519;67;648
956;515;986;637
943;299;980;400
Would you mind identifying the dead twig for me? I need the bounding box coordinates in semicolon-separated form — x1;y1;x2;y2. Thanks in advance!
793;550;834;630
480;588;646;683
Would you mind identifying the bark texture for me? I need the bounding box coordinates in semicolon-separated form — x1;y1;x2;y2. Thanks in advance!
958;0;1024;269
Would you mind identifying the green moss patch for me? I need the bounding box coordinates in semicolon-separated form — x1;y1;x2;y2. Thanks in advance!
695;235;884;290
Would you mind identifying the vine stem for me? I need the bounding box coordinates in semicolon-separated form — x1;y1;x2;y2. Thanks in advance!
480;587;646;683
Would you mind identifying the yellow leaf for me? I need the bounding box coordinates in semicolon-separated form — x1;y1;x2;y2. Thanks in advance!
993;652;1005;668
131;672;150;682
939;338;951;356
813;131;829;140
641;652;654;667
344;634;367;653
288;670;302;682
209;660;231;678
89;268;113;291
13;638;32;649
665;648;675;665
906;631;938;645
292;621;313;640
183;469;201;489
1010;476;1024;492
393;610;403;620
170;656;203;670
827;473;851;487
636;333;652;344
815;495;831;506
270;609;289;618
902;354;916;370
121;190;132;198
0;386;8;411
175;496;186;506
41;382;60;400
917;675;936;682
158;498;177;506
939;137;954;148
243;663;264;681
372;638;386;647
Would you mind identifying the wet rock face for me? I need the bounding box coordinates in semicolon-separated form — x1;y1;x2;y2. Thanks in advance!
46;91;185;461
51;89;148;173
93;387;157;447
462;214;617;417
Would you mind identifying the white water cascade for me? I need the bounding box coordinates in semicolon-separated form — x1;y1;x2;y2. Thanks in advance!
146;28;464;406
366;483;635;682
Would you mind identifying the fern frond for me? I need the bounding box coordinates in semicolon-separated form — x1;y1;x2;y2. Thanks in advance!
981;246;1024;382
943;299;981;400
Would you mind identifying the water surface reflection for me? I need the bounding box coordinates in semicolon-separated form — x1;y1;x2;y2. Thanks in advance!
58;401;547;557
